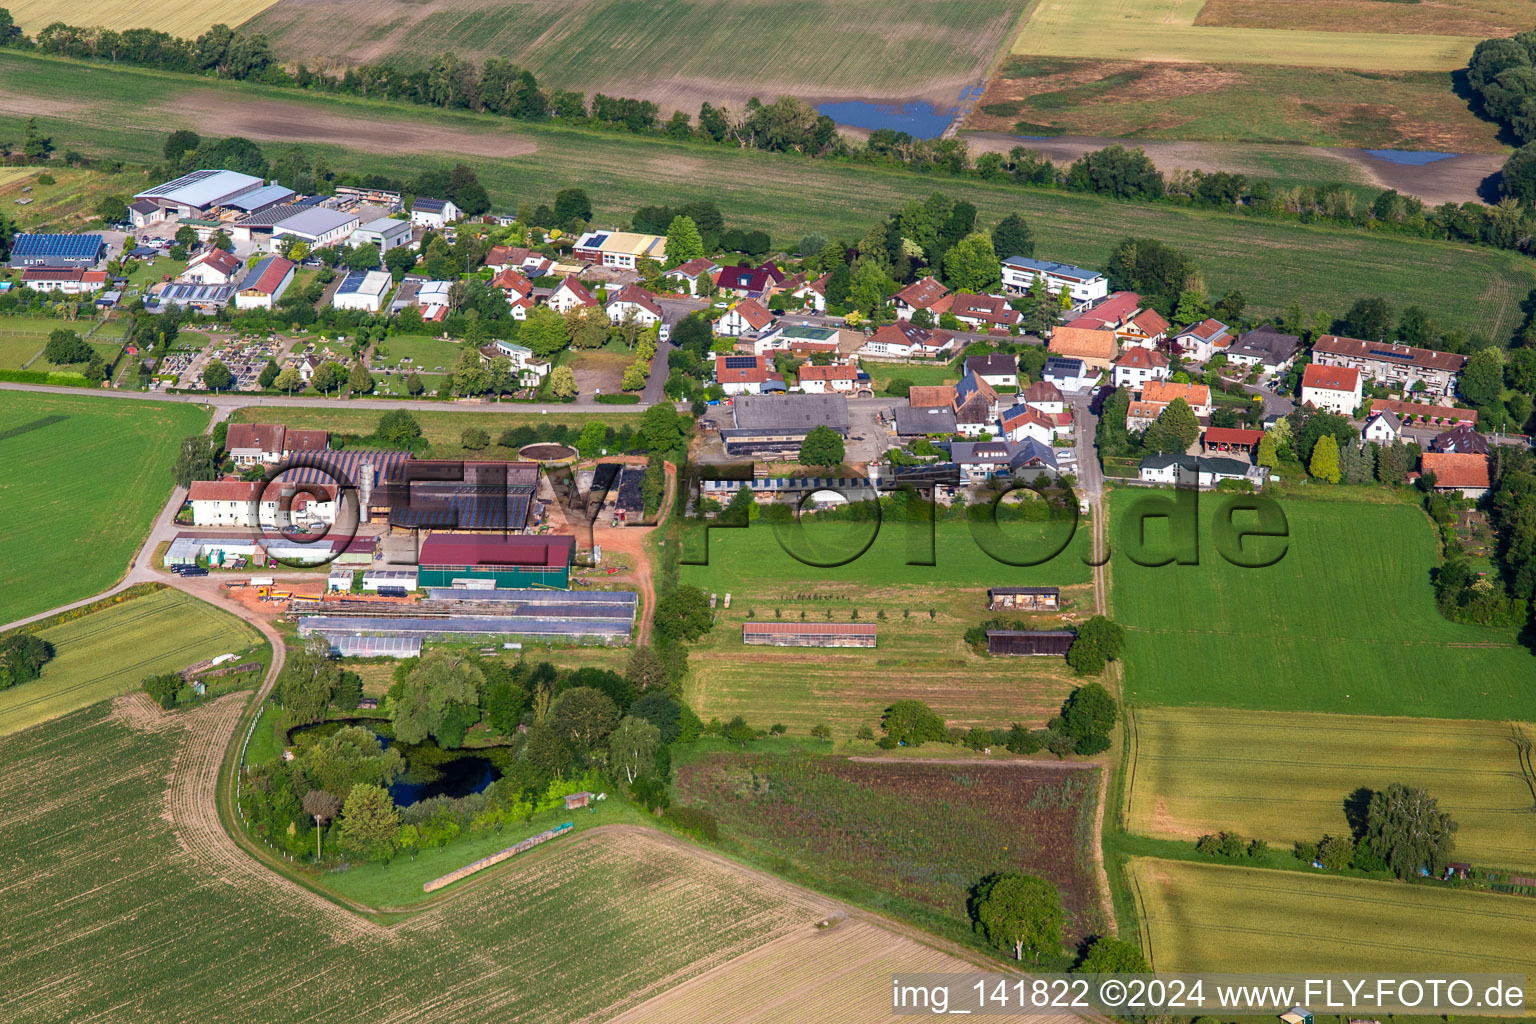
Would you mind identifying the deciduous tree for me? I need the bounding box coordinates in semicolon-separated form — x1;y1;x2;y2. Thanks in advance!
338;784;400;862
971;872;1063;961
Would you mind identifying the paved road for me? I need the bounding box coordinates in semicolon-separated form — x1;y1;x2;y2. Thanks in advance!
1068;390;1104;500
1243;380;1295;420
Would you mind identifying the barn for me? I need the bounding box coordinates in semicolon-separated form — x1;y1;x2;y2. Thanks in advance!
986;629;1076;656
743;622;876;648
987;587;1061;612
416;534;575;590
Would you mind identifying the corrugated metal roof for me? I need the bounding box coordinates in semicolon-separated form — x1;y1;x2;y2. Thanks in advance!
134;169;264;209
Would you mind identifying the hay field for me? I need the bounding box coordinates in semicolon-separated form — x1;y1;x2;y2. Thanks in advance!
1194;0;1531;38
0;391;209;622
1125;707;1536;871
1013;0;1483;71
0;589;263;736
1129;858;1536;974
244;0;1026;109
1108;490;1536;719
7;0;280;37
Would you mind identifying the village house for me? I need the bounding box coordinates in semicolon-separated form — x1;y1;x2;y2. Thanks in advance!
946;293;1022;331
225;423;330;467
1066;291;1141;332
663;257;719;295
717;297;776;337
964;352;1019;388
1300;363;1363;415
1048;326;1117;371
790;272;829;312
489;339;551;386
1042;357;1095;392
951;438;1059;484
1000;256;1108;305
953;372;1001;436
485;246;553;278
715;353;784;395
234;256;295;311
605;284;664;328
1171;319;1232;363
331;270;392;313
1124;401;1164;434
187;479;261;527
714;262;785;300
1021;379;1067;415
909;384;957;409
1226;324;1301;374
410;197;461;229
891;277;950;320
1140;380;1213;417
22;267;107;295
1431;423;1490;455
796;360;862;395
180;248;245;286
1111;346;1169;389
1361;408;1402;444
1420;452;1491;498
1116;308;1170;349
572;229;666;269
547;275;599;313
859;322;957;360
1311;334;1465;397
1000;405;1056;444
1138;453;1267;489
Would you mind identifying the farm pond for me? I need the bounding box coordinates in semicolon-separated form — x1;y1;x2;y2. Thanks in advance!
287;718;504;807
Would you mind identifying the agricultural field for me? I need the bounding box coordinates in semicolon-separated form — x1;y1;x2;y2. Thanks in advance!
0;698;974;1023
966;58;1504;152
1013;0;1483;71
676;753;1106;950
3;53;1533;334
1193;0;1531;38
0;391;209;622
1125;707;1536;871
0;166;130;232
243;0;1026;110
0;588;264;736
1129;858;1536;974
7;0;281;38
1108;489;1536;719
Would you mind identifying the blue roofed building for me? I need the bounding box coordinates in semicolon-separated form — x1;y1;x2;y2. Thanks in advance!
8;233;105;268
1000;255;1108;305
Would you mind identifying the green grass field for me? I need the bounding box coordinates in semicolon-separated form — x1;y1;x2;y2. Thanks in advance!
0;391;210;622
1130;858;1536;974
1125;707;1536;871
859;360;961;393
2;52;1532;335
0;701;825;1022
374;334;468;374
0;316;102;370
1108;490;1535;718
0;588;264;736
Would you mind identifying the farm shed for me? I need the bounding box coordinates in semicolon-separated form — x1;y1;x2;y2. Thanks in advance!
987;587;1061;611
417;533;575;590
742;622;876;648
985;629;1075;657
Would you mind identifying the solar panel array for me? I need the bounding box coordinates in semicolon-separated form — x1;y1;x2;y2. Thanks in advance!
723;355;759;369
12;234;103;264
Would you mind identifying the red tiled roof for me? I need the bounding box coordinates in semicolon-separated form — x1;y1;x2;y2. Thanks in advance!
241;256;294;295
1302;363;1360;393
1067;291;1140;331
493;267;533;295
893;276;950;310
190;247;242;277
1022;380;1063;404
1204;427;1263;446
1049;326;1117;360
1114;347;1167;369
715;353;779;385
668;257;718;278
1001;406;1052;432
728;298;775;330
1178;318;1229;342
1142;380;1211;407
285;429;329;451
188;479;261;501
226;423;285;452
798;363;857;382
909;385;958;408
610;284;663;317
1124;308;1170;337
1313;335;1466;373
949;293;1020;326
1370;398;1477;425
1420;452;1491;490
554;275;597;305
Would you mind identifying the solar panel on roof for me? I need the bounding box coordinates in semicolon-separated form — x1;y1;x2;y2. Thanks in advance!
11;234;103;263
723;356;758;369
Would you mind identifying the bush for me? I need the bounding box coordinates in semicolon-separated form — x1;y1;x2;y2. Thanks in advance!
1073;733;1110;756
1195;831;1248;859
596;393;641;404
809;723;832;739
666;805;719;842
1005;724;1041;754
1293;840;1319;863
461;427;490;450
855;724;875;741
142;672;181;710
962;726;993;751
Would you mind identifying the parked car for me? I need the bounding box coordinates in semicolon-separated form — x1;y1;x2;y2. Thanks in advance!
178;566;209;577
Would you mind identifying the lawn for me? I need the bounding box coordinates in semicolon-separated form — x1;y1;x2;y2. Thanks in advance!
2;52;1532;335
374;334;467;374
675;752;1106;954
0;391;210;622
1014;0;1482;71
0;316;108;370
859;359;961;393
0;588;264;736
1124;707;1536;871
1108;489;1536;718
1129;857;1536;974
0;701;833;1023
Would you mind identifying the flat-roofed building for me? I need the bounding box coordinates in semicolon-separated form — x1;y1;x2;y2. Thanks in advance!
743;622;876;648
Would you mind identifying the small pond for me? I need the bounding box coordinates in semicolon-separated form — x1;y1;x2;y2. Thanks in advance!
287;718;503;807
816;83;982;138
1361;149;1458;166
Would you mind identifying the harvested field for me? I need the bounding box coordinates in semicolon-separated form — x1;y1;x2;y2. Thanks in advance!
1193;0;1531;38
7;0;279;37
0;588;264;736
1013;0;1482;71
676;753;1105;951
1109;490;1536;719
0;701;904;1024
244;0;1027;111
0;390;209;621
1129;857;1536;974
1125;707;1536;871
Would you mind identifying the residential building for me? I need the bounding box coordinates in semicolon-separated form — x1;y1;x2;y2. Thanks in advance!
1117;308;1170;349
1125;401;1164;433
410;197;461;229
547;275;598;313
1000;256;1108;305
1138;453;1267;489
485;247;553;278
181;247;244;286
133;169;266;220
1141;380;1213;418
1000;405;1055;444
722;393;850;457
717;298;775;336
8;233;104;268
606;284;663;327
271;207;359;251
1431;423;1490;455
751;324;842;357
951;438;1059;484
226;423;329;467
714;263;785;300
1048;326;1117;371
891;277;950;320
1300;363;1363;415
571;230;666;269
797;360;862;395
663;257;720;294
331;270;393;313
22;267;107;294
187;479;261;527
947;293;1021;331
1361;408;1402;444
416;280;454;322
954;372;1001;436
1419;452;1491;498
1226;324;1301;374
1172;319;1232;363
893;404;957;437
859;322;957;360
234;256;295;310
1367;398;1476;429
964;353;1019;388
791;272;829;312
1311;334;1466;396
1066;291;1140;332
490;339;551;385
715;353;784;396
1042;357;1095;392
1111;347;1169;389
1021;380;1066;415
352;215;413;255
